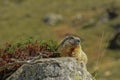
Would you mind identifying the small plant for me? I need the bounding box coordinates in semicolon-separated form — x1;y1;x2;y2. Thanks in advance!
0;38;59;80
92;70;99;80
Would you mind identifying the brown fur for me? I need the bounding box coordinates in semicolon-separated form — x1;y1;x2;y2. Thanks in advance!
57;36;88;64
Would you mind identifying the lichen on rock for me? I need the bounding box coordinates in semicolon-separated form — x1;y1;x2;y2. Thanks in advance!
7;57;95;80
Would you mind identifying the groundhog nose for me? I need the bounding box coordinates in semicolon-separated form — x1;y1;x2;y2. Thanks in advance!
76;39;80;43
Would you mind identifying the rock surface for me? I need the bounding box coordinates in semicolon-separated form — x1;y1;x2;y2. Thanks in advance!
7;57;95;80
43;13;63;25
108;32;120;49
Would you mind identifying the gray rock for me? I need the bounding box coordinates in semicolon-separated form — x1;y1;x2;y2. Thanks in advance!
72;14;85;26
43;14;63;25
6;57;95;80
98;14;109;23
99;7;118;24
106;7;118;20
108;32;120;49
114;24;120;32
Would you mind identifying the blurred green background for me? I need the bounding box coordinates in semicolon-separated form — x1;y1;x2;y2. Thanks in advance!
0;0;120;80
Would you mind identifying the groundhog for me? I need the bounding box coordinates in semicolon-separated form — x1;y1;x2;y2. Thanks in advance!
57;35;88;64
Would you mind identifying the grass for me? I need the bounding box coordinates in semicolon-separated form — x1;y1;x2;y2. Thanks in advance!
0;0;120;80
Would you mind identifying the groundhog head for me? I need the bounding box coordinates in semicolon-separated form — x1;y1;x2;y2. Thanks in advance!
59;35;81;48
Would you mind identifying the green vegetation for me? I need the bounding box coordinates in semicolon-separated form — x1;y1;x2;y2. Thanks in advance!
0;0;120;80
0;38;59;80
